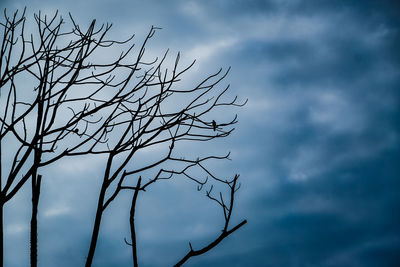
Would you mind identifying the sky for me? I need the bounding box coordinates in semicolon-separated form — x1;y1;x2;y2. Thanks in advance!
1;0;400;266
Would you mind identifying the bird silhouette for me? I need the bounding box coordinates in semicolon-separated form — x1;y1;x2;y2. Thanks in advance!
212;120;217;131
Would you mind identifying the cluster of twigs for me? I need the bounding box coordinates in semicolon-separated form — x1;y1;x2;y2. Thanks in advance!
0;8;247;267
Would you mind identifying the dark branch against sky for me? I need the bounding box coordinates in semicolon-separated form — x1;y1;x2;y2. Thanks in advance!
1;0;399;266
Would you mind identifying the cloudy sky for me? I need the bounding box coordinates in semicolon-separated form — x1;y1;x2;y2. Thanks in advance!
1;0;400;266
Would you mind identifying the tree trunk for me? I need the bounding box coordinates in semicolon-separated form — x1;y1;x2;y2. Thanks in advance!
0;200;3;267
0;142;3;267
30;175;41;267
85;185;107;267
129;177;141;267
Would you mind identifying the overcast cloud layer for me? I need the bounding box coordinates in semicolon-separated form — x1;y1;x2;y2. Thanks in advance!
1;0;399;266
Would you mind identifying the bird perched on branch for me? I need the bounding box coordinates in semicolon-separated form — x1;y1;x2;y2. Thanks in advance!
212;120;217;131
74;128;82;138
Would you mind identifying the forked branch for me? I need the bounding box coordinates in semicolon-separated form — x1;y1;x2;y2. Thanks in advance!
174;174;247;266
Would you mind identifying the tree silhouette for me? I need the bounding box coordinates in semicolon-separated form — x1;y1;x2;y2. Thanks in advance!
0;9;247;267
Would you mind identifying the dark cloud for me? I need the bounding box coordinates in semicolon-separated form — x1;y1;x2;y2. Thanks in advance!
235;149;400;267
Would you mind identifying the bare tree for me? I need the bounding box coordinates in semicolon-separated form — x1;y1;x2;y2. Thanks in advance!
0;8;141;266
1;9;247;267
